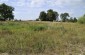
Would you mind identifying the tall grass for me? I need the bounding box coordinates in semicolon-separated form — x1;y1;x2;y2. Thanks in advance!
0;21;85;55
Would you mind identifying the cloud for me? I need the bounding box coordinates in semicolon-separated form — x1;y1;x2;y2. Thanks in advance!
26;0;85;8
29;0;45;7
16;0;26;6
0;0;9;4
0;0;84;8
0;0;9;2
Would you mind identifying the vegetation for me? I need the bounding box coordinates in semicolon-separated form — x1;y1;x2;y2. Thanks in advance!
37;9;77;22
66;17;77;22
0;2;85;55
37;9;59;21
0;3;14;21
0;21;85;55
60;13;69;22
47;9;59;21
0;3;78;23
78;15;85;24
39;11;47;21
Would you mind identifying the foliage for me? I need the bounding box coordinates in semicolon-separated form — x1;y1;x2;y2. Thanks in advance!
37;9;78;22
74;17;77;22
39;11;47;21
60;13;69;22
38;9;59;21
54;11;59;21
78;15;85;24
66;17;77;22
47;9;58;21
0;3;14;21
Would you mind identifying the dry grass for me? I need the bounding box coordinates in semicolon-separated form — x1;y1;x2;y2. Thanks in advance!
0;21;85;55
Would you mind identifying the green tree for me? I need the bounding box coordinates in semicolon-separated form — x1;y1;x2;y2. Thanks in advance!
0;3;14;21
47;9;59;21
73;17;77;22
39;11;47;21
38;9;59;21
54;11;59;21
60;13;69;22
47;9;54;21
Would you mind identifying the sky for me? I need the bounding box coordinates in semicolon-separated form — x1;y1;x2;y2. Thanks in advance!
0;0;85;20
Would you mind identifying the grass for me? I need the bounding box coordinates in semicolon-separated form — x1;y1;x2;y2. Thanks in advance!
0;21;85;55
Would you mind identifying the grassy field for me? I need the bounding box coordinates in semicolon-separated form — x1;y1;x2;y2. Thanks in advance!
0;21;85;55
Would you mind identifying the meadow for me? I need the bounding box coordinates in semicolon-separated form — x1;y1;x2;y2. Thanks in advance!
0;21;85;55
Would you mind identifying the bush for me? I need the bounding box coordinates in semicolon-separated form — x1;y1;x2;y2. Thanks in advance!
78;15;85;24
29;25;47;31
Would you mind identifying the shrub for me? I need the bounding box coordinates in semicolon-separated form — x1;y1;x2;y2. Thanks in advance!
29;25;47;31
78;15;85;24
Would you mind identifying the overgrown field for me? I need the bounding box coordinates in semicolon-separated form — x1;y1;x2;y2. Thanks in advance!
0;21;85;55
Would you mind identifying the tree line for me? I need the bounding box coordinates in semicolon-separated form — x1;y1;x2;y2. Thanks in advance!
0;3;85;23
36;9;77;22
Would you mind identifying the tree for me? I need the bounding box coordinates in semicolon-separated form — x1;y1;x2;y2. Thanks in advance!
54;11;59;21
60;13;69;22
0;3;14;21
38;9;59;21
39;11;47;21
47;9;59;21
73;17;77;22
47;9;54;21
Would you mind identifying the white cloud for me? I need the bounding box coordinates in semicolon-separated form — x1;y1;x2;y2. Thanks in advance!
0;0;84;8
16;0;26;6
29;0;45;7
0;0;9;4
26;0;83;7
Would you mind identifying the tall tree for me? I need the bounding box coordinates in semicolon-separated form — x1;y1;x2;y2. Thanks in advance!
47;9;59;21
0;3;14;21
39;11;47;21
60;13;69;22
47;9;54;21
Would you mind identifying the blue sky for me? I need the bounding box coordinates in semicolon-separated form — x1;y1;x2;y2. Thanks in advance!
0;0;85;20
